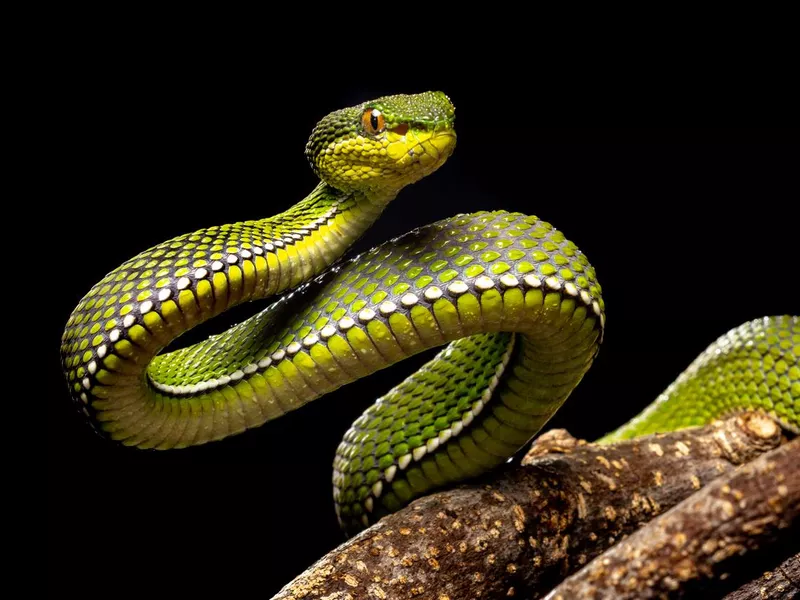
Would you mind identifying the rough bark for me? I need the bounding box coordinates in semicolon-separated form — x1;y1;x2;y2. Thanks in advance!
273;412;786;600
546;438;799;599
722;552;799;599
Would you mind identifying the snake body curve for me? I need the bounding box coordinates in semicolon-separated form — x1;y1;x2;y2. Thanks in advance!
61;92;799;535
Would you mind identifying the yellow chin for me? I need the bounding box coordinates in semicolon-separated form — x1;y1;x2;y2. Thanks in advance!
386;128;457;173
315;127;456;194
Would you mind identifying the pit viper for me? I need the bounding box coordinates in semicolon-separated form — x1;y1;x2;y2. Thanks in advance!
61;91;799;535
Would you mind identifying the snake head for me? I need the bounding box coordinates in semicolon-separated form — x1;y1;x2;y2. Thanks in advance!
305;91;457;197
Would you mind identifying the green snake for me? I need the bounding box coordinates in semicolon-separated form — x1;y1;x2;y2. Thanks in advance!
61;91;799;535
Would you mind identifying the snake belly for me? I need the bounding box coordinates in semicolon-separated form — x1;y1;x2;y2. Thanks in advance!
60;91;798;536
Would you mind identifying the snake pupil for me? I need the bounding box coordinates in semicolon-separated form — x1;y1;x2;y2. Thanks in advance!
370;113;379;130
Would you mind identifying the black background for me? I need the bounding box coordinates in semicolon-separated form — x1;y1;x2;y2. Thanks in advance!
47;49;798;598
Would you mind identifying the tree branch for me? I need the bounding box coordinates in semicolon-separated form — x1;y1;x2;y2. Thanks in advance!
721;551;799;599
546;438;798;599
273;412;786;599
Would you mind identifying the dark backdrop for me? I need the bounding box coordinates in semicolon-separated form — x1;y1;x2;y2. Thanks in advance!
47;55;797;598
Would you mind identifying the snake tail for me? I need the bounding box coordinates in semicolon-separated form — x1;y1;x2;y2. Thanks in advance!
600;315;799;443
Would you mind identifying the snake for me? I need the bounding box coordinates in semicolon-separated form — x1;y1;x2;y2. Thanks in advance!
60;91;799;536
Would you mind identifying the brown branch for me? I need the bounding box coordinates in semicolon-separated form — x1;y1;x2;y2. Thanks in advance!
546;438;799;599
273;412;785;600
721;552;799;599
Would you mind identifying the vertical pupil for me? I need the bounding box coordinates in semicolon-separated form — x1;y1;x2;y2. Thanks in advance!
370;113;380;130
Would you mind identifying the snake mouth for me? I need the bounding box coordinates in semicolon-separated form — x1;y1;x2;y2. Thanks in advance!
387;127;457;172
409;131;457;162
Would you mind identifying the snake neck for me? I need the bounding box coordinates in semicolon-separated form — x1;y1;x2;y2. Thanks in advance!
270;181;397;273
289;180;398;220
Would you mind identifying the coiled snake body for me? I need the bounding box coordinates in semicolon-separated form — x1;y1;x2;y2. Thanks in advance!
61;92;799;535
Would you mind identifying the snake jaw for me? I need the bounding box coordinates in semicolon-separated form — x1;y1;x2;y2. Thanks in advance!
385;127;457;179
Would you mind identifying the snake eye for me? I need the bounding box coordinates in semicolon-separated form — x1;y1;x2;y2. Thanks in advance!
362;108;385;135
